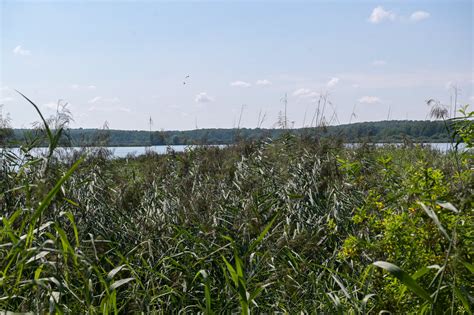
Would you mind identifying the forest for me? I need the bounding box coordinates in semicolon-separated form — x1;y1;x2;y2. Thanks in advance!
5;120;454;147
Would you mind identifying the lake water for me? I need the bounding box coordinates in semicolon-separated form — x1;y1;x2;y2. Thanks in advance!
102;145;225;158
3;145;224;159
2;143;467;159
344;142;467;152
110;143;467;157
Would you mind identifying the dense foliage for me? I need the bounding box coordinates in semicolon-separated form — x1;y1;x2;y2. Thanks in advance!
1;98;473;313
1;116;473;313
8;119;453;147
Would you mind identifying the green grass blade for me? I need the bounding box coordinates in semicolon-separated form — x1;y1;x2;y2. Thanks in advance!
15;90;53;141
30;157;83;224
247;213;278;254
373;261;433;303
454;286;472;315
461;261;474;274
418;202;451;241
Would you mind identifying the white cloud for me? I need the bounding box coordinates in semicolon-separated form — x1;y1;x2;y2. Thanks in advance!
195;92;214;103
42;102;58;110
88;96;120;105
256;79;272;86
372;60;387;66
368;7;428;24
410;11;430;22
230;81;251;88
71;84;96;90
358;96;381;104
470;96;474;102
368;6;396;24
352;84;360;88
327;77;340;88
88;96;102;104
13;45;31;56
86;95;127;112
293;88;319;99
306;92;320;98
293;88;311;97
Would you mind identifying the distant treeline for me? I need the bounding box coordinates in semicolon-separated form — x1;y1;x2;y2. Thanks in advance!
6;120;455;146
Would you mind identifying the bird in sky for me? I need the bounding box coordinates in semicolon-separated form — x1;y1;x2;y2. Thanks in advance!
183;75;190;85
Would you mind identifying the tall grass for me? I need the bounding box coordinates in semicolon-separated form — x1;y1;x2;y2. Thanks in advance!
0;97;472;313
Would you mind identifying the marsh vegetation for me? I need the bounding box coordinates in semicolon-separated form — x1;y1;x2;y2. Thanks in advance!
0;99;472;313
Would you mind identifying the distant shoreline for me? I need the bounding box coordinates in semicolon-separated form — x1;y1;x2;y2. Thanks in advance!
5;120;459;147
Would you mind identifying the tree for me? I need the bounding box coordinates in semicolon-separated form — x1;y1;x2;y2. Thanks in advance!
0;105;13;146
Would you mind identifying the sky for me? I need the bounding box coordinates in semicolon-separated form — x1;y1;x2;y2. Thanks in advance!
1;0;473;130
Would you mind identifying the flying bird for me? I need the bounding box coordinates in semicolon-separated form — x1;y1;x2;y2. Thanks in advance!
183;75;190;85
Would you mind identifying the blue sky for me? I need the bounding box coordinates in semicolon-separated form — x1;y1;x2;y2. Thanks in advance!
1;0;472;130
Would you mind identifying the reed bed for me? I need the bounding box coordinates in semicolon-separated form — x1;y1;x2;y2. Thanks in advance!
0;102;472;314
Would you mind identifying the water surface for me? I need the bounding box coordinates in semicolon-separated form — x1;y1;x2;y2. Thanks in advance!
3;143;467;159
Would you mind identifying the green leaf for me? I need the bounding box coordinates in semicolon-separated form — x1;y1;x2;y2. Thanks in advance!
30;158;84;225
26;251;49;264
192;270;212;314
204;280;212;314
331;275;351;300
418;202;451;241
110;278;134;291
247;213;278;254
235;253;244;279
454;286;472;315
222;256;238;286
373;261;433;303
34;265;44;280
326;292;342;314
412;267;430;280
16;90;52;143
461;261;474;274
249;286;264;302
412;265;440;280
437;202;459;213
108;265;126;279
63;212;80;247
